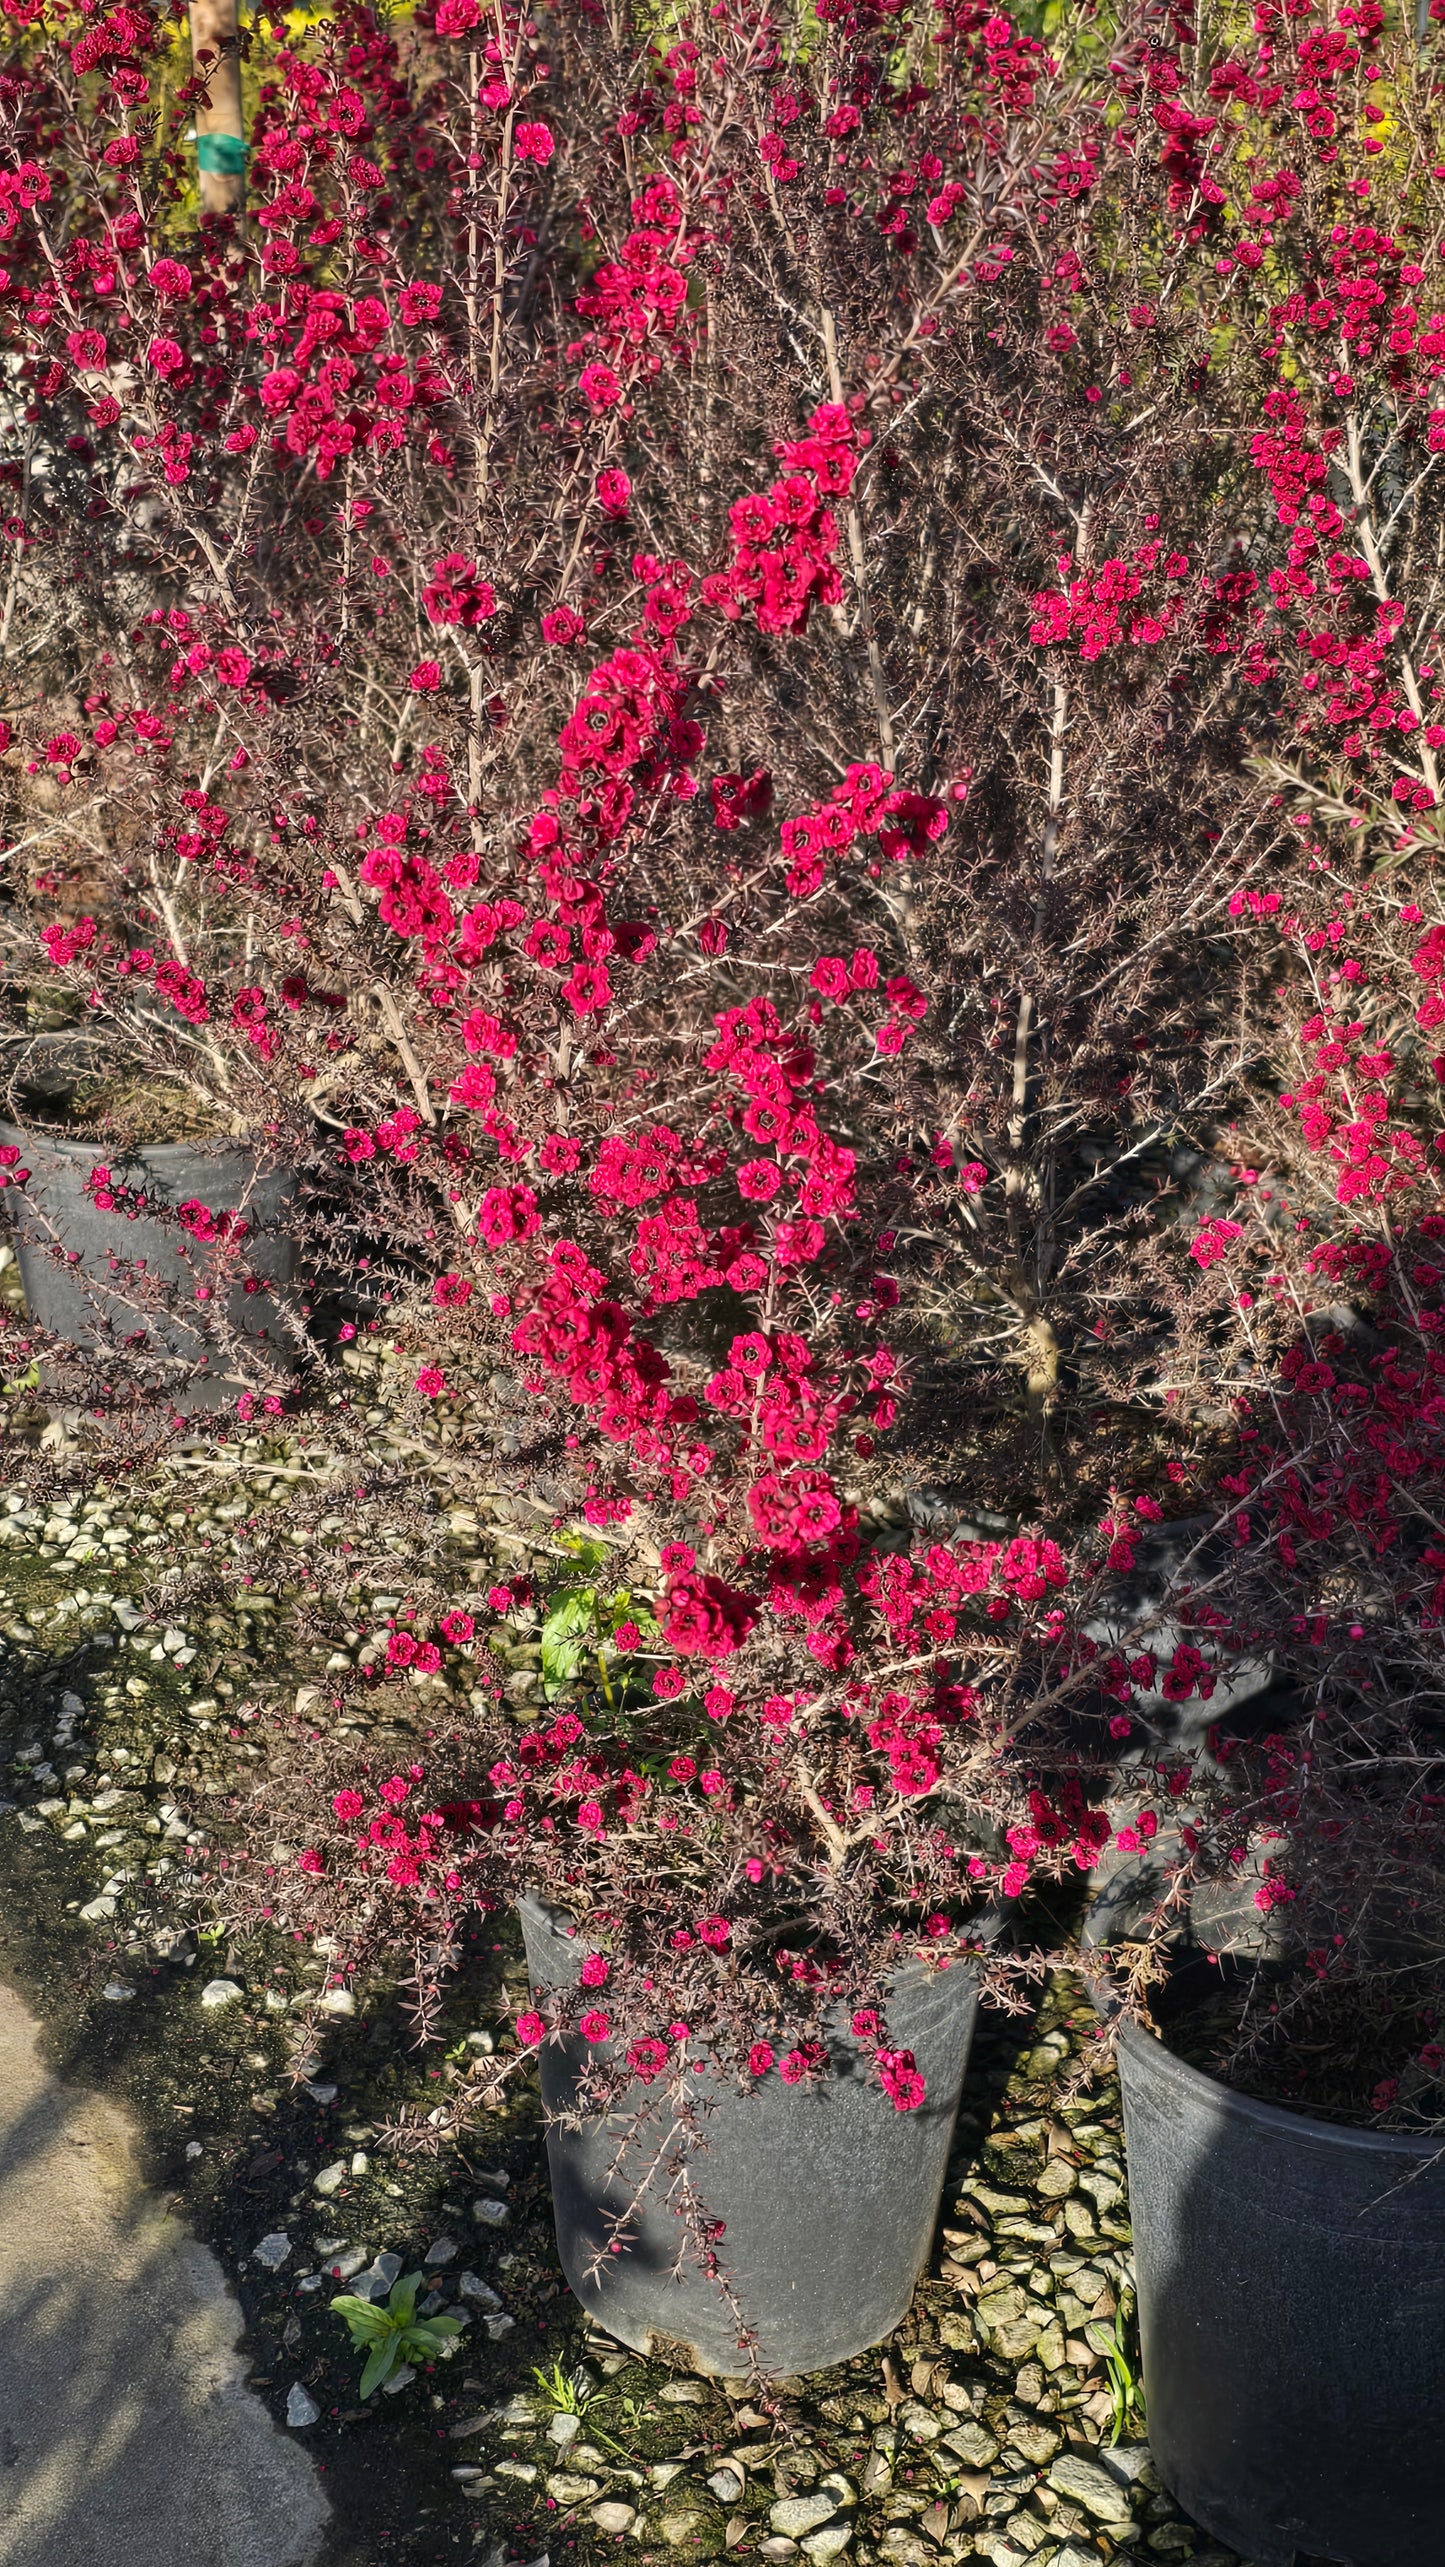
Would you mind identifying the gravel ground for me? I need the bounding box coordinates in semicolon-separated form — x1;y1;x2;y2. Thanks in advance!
0;1480;1251;2567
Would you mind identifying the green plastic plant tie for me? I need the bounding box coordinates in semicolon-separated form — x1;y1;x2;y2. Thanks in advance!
195;133;248;174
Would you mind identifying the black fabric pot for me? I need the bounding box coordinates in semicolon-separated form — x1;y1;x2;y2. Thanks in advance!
1118;2018;1445;2567
518;1893;986;2377
0;1122;295;1414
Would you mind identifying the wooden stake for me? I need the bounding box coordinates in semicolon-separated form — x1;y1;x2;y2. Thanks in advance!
190;0;245;217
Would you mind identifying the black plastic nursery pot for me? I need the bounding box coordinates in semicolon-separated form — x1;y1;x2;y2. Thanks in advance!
519;1893;987;2377
1118;2017;1445;2567
0;1122;296;1414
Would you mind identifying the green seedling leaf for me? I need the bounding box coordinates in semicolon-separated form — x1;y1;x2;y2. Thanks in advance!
359;2335;401;2399
329;2294;391;2344
542;1586;601;1694
385;2271;423;2323
558;1534;609;1574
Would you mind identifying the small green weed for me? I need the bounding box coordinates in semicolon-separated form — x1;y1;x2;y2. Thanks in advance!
330;2269;463;2397
532;2358;639;2461
539;1534;659;1704
531;2356;593;2415
1087;2291;1146;2445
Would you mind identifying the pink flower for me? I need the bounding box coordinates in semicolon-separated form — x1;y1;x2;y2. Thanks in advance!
408;660;442;693
414;1366;446;1397
580;1953;610;1986
531;929;572;975
1191;1216;1244;1269
423;555;495;629
514;120;555;164
579;2009;611;2043
434;0;479;28
780;2043;826;2084
878;2047;926;2111
628;2037;669;2082
477;1183;538;1246
399;281;442;326
440;1610;475;1643
563;960;611;1015
297;1849;324;1875
515;2010;546;2046
748;2042;775;2077
662;1571;757;1660
332;1789;365;1822
595;467;631;516
612;1620;640;1650
579;362;622;410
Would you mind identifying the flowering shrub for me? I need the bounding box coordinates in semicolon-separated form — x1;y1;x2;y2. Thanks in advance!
0;0;1442;2174
1116;892;1445;2125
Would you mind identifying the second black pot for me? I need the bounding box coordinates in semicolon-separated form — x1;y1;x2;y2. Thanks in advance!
519;1894;986;2377
1118;2017;1445;2567
0;1121;295;1414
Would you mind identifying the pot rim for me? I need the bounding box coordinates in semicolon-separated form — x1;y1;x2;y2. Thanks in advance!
518;1887;1009;1996
0;1116;264;1173
1117;2013;1445;2163
518;1887;1009;1943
